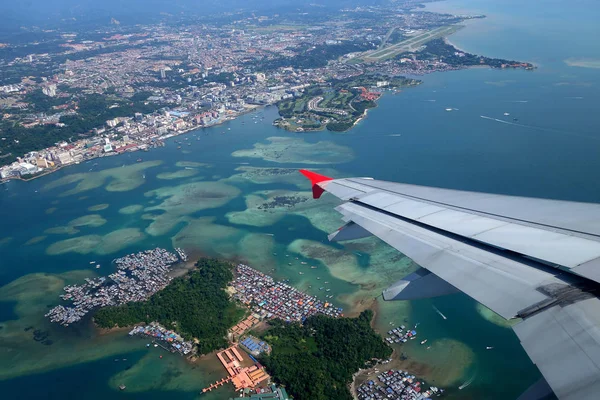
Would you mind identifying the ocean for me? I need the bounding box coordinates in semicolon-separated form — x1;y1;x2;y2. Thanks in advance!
1;0;599;399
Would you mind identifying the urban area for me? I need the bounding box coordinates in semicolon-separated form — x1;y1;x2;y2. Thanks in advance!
0;2;532;179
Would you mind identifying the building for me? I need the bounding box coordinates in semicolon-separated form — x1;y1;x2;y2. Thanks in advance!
56;152;74;165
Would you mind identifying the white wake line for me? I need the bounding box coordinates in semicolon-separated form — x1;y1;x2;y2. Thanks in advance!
479;115;600;141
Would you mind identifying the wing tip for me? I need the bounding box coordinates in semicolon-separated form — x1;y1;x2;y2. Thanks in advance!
299;169;333;199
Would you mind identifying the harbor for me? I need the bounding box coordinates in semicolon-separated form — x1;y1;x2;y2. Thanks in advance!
45;248;186;326
128;322;194;355
356;369;443;400
232;263;343;322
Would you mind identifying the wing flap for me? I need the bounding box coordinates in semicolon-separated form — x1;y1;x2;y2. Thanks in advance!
513;299;600;400
337;201;564;319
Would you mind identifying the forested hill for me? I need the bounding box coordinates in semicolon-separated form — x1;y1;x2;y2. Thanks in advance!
260;310;392;400
94;258;244;354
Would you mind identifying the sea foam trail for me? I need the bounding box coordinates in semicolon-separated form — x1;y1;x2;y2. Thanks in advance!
479;115;600;141
433;305;447;320
459;374;477;390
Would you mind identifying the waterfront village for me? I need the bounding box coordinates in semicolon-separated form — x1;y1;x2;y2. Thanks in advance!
45;248;441;399
45;247;184;326
0;3;534;180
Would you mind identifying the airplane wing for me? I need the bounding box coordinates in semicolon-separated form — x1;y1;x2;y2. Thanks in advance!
300;169;600;400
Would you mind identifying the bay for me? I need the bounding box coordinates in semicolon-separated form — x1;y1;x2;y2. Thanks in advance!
1;1;600;399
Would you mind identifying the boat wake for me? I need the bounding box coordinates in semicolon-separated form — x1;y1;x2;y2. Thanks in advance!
459;373;476;390
480;115;599;141
432;305;447;320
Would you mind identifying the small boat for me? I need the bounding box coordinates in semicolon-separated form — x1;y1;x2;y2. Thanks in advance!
311;266;317;269
299;272;304;275
504;112;510;116
421;339;428;345
445;108;452;112
154;344;158;348
96;264;101;269
89;261;96;264
486;346;494;350
136;158;142;162
326;289;331;292
316;277;321;280
119;385;126;391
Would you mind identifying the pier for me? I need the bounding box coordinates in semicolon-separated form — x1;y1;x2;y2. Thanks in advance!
202;376;233;392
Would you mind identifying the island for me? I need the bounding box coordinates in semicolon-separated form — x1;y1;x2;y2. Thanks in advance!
43;250;441;398
259;310;392;400
94;257;244;354
274;75;421;132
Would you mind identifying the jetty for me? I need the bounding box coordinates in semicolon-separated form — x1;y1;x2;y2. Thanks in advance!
202;376;233;392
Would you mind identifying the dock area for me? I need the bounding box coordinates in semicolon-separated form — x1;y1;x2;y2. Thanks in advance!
128;322;194;355
202;344;270;393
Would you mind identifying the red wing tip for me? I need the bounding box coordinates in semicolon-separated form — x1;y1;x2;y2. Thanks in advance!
299;169;333;199
299;169;333;184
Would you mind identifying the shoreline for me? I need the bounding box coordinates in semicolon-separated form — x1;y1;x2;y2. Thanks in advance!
0;104;264;185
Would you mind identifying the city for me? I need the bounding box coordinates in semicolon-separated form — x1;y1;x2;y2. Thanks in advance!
0;3;530;180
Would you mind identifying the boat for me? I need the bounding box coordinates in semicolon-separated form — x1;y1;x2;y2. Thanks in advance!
421;339;428;345
311;266;317;269
486;346;494;350
504;112;510;116
119;385;126;391
299;272;304;275
96;264;100;269
326;288;331;292
445;108;452;111
136;158;142;162
89;261;96;264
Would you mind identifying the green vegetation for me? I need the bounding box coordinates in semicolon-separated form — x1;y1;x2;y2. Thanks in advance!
251;40;374;71
275;75;420;133
94;258;244;354
408;39;535;69
260;310;392;400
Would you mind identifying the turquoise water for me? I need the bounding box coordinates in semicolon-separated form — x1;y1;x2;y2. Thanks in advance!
1;0;600;398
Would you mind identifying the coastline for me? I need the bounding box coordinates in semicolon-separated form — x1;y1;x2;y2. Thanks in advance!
0;104;264;185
